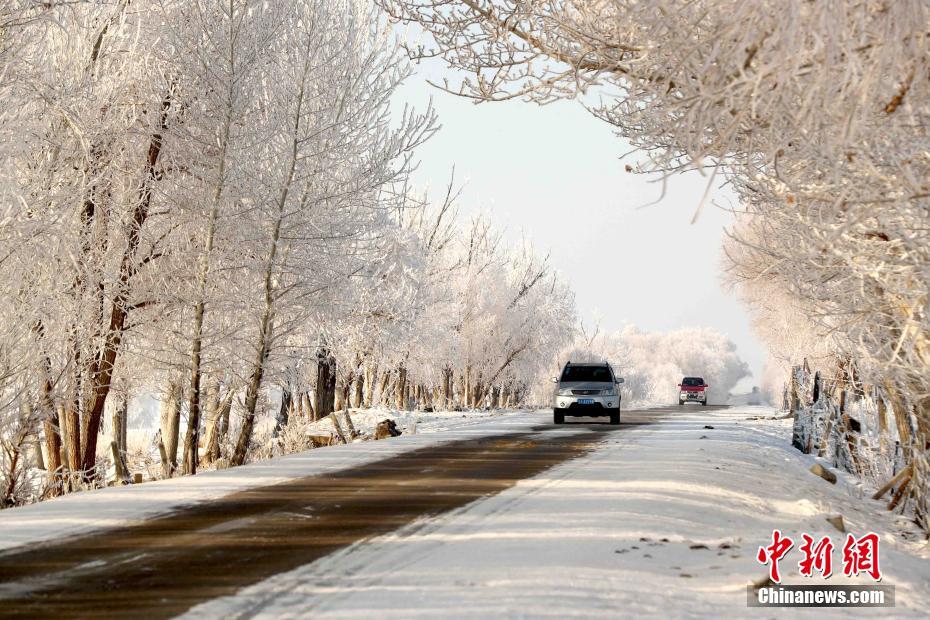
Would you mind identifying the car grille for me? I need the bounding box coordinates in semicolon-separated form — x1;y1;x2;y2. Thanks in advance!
572;389;600;395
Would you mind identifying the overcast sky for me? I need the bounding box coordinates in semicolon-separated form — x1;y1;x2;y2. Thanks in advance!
397;69;767;391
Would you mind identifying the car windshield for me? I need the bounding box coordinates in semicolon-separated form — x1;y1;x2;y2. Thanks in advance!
682;377;704;387
561;365;612;383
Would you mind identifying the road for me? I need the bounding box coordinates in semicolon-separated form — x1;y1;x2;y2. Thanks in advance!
0;407;691;619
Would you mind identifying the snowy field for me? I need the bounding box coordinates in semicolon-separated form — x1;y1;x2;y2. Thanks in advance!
179;406;930;619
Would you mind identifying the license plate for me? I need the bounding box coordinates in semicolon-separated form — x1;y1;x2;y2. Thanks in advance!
578;398;595;405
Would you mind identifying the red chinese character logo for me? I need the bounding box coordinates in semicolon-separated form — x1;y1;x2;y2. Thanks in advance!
756;529;794;583
842;533;881;581
798;534;834;578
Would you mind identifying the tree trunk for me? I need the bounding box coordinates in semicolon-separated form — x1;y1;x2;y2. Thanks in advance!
789;365;801;414
363;365;376;408
329;413;347;444
877;390;888;433
375;370;390;408
216;390;232;454
314;347;336;421
463;366;472;409
301;392;314;421
790;365;807;451
334;376;346;412
888;472;913;511
120;399;128;456
342;409;359;441
887;382;914;458
31;406;45;471
36;344;62;489
230;311;273;466
160;382;181;476
62;407;81;472
875;388;891;456
202;384;221;465
79;86;175;475
441;366;452;410
156;431;170;479
2;422;31;503
111;395;127;459
181;295;205;476
41;416;61;481
181;313;204;476
394;365;407;410
472;379;484;409
351;370;364;409
110;440;129;484
273;387;291;439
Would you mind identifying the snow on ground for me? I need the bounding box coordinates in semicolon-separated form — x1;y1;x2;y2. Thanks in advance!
182;406;930;619
306;407;521;438
0;409;527;553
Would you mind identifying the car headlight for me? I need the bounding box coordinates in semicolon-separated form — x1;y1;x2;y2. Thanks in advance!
601;388;617;396
557;388;573;396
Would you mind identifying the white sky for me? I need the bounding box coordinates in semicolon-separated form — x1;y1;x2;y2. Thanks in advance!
397;69;767;391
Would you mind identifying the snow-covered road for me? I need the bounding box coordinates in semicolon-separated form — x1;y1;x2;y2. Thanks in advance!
184;406;930;619
2;406;928;619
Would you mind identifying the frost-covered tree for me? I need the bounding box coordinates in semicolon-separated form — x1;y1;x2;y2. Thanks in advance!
225;0;437;465
0;0;441;492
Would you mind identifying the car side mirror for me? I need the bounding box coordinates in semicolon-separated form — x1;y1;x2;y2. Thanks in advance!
704;384;710;388
551;377;558;383
615;377;624;384
677;384;682;388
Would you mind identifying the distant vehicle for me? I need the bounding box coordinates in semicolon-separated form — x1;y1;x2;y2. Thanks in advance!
552;361;624;425
678;377;708;406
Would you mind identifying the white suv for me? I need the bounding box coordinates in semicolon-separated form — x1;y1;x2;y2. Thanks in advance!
552;362;624;424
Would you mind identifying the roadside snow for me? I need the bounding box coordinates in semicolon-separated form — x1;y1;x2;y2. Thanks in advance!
304;407;524;438
0;409;528;554
183;406;930;619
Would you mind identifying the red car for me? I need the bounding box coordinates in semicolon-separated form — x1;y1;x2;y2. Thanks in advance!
678;377;708;406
